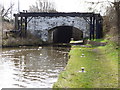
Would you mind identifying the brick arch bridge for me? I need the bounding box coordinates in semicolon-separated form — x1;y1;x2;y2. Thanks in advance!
14;12;103;43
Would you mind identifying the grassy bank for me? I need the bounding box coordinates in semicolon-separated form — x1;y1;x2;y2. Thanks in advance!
2;30;45;47
2;36;44;47
53;41;118;88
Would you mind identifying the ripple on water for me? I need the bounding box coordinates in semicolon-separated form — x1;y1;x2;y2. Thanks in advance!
1;46;69;88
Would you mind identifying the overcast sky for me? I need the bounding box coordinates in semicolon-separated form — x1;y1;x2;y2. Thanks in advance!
0;0;114;15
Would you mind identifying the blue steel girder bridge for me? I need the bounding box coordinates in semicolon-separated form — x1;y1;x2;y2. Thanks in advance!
14;12;103;43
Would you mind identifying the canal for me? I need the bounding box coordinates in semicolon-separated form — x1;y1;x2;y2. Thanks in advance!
0;46;70;88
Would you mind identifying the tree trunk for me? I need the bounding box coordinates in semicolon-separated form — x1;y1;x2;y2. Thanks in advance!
114;1;120;31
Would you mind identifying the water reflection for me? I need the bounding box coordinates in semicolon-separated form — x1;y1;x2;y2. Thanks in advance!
1;46;69;88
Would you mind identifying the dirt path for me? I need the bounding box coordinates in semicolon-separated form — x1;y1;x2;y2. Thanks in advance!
92;48;118;88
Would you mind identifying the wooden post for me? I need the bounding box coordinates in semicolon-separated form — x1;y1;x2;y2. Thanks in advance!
95;15;103;39
96;17;99;39
99;19;103;38
25;17;27;37
20;16;23;37
92;16;95;40
15;14;18;30
90;17;92;40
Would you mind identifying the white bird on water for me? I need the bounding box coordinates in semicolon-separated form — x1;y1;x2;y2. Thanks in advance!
38;46;42;49
40;54;42;56
38;46;42;50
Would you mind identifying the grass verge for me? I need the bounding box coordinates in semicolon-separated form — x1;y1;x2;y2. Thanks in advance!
53;41;118;88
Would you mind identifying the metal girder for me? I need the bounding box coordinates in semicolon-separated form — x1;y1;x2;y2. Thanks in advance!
15;12;97;17
83;17;90;24
27;17;33;23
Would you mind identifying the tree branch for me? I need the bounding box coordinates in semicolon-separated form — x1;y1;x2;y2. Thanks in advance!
2;4;14;18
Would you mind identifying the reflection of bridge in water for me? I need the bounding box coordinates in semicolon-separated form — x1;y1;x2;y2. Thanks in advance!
14;12;103;43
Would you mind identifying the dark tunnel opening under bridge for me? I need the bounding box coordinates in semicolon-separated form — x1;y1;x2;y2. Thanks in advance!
48;26;83;43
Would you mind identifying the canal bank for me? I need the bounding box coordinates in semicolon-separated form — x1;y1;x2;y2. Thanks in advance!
53;40;118;88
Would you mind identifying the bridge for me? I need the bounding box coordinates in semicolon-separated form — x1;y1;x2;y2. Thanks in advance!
14;12;103;43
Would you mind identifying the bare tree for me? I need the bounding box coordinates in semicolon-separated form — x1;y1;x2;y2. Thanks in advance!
29;0;57;12
85;0;119;28
113;1;120;31
104;0;119;34
85;1;113;15
0;4;14;20
85;0;119;44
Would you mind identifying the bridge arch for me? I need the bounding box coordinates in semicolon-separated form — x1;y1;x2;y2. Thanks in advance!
48;26;83;43
26;16;88;41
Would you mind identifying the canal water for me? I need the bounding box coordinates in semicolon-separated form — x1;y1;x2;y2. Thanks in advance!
0;46;70;88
